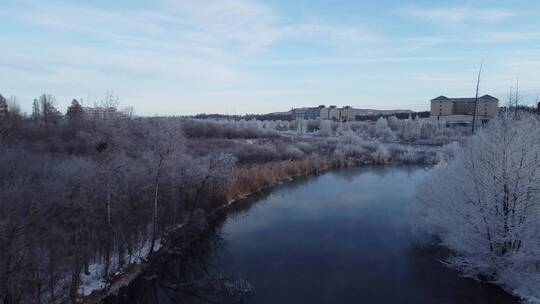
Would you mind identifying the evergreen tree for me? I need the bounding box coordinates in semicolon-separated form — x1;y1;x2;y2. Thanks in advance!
66;99;84;122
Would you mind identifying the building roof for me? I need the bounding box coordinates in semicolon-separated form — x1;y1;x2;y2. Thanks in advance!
479;94;498;101
431;94;498;103
431;95;450;101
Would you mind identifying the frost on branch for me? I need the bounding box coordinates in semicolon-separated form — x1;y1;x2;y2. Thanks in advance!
414;112;540;302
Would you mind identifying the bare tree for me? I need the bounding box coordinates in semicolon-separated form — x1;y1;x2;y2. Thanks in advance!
471;63;483;134
121;106;135;119
0;95;14;142
144;119;184;254
96;90;120;109
37;94;60;130
6;96;21;117
506;77;524;118
32;99;40;125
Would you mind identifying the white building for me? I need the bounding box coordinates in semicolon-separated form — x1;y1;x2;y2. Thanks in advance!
292;105;326;120
82;106;125;119
294;105;359;121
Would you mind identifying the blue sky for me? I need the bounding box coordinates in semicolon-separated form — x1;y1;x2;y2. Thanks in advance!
1;0;539;115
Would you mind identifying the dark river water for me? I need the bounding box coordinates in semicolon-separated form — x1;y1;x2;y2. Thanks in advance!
107;166;518;304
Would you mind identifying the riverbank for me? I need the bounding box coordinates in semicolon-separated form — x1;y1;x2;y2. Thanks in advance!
81;147;435;303
80;157;343;303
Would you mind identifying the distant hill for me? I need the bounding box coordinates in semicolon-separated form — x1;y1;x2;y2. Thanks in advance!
353;109;414;116
266;111;291;116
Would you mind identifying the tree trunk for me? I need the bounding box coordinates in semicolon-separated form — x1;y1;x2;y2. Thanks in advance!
150;158;163;255
0;230;13;304
69;233;80;303
48;248;55;302
83;228;90;275
150;183;159;254
107;190;111;227
104;187;112;280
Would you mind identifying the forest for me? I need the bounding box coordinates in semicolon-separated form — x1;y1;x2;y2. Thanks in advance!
0;93;450;304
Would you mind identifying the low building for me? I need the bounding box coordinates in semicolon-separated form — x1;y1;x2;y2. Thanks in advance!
292;105;325;120
293;105;358;121
430;95;498;124
82;106;125;119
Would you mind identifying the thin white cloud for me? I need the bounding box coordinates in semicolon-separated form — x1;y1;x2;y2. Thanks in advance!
281;23;380;45
168;0;282;50
252;56;458;66
2;0;383;94
0;45;242;83
398;6;519;24
14;0;380;52
479;32;540;43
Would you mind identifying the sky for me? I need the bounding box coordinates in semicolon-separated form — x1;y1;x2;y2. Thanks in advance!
1;0;540;116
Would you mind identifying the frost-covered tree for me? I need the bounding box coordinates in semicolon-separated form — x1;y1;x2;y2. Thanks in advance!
319;120;332;137
387;116;401;131
414;113;540;301
375;144;390;163
375;117;393;139
400;116;419;142
296;118;307;135
419;121;434;140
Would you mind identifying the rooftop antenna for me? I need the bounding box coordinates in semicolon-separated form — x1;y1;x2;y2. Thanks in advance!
471;62;483;134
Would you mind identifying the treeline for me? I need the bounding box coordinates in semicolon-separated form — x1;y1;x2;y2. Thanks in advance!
181;119;281;139
280;116;467;145
354;110;430;121
193;113;293;121
191;111;431;122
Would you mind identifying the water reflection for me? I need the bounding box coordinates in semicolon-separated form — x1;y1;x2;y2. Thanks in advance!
106;166;518;304
105;224;251;304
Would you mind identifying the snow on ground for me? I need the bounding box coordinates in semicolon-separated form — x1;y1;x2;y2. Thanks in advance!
79;263;106;296
78;238;162;297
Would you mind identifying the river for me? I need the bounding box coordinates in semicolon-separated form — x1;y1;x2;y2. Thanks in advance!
106;166;518;304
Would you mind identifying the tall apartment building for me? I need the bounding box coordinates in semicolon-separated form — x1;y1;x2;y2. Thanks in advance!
430;94;498;124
